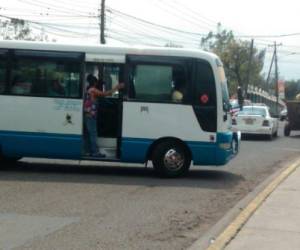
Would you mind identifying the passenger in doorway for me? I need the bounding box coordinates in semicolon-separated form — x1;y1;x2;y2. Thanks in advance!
84;74;124;157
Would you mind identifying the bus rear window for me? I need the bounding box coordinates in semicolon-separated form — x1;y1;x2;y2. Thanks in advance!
216;60;230;110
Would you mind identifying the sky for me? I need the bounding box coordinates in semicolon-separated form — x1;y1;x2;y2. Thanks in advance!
1;0;300;81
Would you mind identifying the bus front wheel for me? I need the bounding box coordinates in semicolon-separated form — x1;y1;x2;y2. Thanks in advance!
152;141;191;178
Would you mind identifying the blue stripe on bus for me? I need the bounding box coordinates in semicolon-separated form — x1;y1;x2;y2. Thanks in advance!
0;131;234;165
189;132;234;165
215;131;234;165
187;141;217;165
0;130;81;159
121;138;154;163
121;132;234;166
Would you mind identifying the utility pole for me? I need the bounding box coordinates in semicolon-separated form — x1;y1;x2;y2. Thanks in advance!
267;42;281;115
100;0;106;44
274;41;279;115
245;39;254;97
266;49;275;91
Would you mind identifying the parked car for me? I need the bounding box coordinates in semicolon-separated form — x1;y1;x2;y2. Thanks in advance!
229;99;240;116
231;105;279;139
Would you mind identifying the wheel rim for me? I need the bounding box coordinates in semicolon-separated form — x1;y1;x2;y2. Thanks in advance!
163;149;184;171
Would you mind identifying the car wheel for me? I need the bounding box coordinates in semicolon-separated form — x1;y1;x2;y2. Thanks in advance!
152;141;191;178
284;123;291;137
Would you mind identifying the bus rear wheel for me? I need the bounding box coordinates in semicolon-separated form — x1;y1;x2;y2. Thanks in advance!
152;141;191;178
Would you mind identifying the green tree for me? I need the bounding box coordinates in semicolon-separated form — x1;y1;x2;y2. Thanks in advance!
0;18;33;40
0;18;53;41
201;24;265;96
285;80;300;100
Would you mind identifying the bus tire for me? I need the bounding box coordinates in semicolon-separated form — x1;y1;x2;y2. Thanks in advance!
152;141;191;178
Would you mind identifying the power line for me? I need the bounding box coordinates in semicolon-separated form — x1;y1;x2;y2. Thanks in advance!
153;0;215;31
107;14;201;45
107;7;206;37
106;27;200;47
236;32;300;38
16;0;92;16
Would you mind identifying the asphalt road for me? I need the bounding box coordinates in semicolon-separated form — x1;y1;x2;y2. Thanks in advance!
0;123;299;250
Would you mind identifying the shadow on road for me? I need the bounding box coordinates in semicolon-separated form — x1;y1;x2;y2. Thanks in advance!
0;161;244;189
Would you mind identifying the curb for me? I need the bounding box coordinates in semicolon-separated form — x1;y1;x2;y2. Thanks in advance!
204;157;300;250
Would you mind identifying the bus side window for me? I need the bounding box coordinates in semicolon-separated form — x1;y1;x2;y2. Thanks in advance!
129;64;173;102
85;63;124;98
0;50;8;94
103;64;124;98
9;50;82;98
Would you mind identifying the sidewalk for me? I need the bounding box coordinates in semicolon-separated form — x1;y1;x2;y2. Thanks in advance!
225;164;300;250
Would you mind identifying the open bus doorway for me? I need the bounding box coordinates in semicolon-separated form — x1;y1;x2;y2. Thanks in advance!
83;63;124;160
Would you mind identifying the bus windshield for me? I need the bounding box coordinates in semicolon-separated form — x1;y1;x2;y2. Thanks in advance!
216;59;230;111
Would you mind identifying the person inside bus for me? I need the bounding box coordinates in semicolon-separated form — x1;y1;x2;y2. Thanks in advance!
49;79;65;97
171;71;185;103
84;74;124;157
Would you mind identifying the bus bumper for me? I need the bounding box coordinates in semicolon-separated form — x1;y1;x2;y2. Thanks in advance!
190;131;241;166
215;131;241;165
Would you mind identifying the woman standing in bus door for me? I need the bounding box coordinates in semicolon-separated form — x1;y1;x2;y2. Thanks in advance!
84;74;124;157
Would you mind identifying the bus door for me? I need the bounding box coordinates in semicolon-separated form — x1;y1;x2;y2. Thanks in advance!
84;54;125;159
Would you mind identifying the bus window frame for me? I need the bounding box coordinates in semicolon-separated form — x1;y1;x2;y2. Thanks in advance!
125;54;193;105
191;58;218;132
4;49;85;99
0;49;9;95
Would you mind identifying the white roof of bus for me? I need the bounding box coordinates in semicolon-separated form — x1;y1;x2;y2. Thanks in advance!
0;40;219;62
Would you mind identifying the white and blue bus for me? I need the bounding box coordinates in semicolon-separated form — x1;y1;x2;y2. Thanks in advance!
0;41;240;177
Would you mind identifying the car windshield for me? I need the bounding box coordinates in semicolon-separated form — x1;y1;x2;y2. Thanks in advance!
238;107;267;116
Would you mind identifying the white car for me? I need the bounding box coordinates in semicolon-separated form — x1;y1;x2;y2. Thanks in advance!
231;105;279;139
